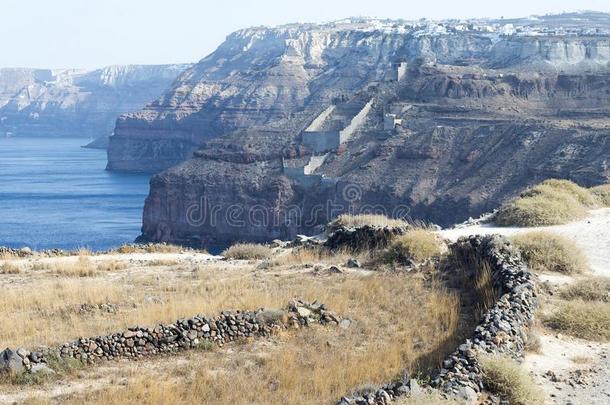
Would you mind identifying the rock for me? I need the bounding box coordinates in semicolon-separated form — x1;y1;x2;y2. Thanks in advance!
30;363;56;375
409;379;422;396
296;307;312;318
456;386;478;403
346;258;361;268
0;348;24;375
19;247;32;255
16;348;30;359
123;330;137;339
339;319;352;329
328;266;343;274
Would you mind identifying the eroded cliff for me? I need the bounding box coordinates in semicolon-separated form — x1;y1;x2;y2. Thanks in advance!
0;64;189;140
135;13;610;246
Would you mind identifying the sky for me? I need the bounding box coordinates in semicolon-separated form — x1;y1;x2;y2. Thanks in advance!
1;0;609;69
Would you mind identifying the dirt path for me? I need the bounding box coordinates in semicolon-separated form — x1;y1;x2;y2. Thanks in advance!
440;208;610;278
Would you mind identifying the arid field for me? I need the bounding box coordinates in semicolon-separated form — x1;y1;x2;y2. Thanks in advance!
0;244;465;404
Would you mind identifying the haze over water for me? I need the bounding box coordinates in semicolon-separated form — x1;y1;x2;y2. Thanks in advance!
0;137;150;251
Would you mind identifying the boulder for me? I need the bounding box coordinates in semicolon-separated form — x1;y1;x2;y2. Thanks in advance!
30;363;56;375
0;348;24;375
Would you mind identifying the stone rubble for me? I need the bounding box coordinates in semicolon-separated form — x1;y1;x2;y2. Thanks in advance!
2;300;340;376
324;225;407;252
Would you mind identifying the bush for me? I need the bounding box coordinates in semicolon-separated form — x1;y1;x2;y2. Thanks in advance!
560;277;610;302
329;214;409;230
544;300;610;341
495;179;593;226
591;184;610;207
511;231;588;274
479;355;545;405
221;243;273;260
383;229;443;264
0;262;21;274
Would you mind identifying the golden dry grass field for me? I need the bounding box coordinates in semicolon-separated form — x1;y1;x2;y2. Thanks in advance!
0;247;466;404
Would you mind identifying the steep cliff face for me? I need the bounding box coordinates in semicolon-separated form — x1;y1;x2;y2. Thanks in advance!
137;13;610;246
0;64;189;140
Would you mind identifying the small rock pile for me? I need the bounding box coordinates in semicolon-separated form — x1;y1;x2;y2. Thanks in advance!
1;300;340;376
0;246;33;258
337;235;538;404
324;225;406;252
0;246;69;258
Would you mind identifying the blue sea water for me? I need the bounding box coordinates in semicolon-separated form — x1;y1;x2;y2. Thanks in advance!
0;137;150;251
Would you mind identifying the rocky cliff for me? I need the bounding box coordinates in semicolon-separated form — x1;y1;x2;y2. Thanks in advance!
0;64;189;140
135;12;610;246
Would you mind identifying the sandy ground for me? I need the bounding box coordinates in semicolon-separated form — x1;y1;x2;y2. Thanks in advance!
440;208;610;404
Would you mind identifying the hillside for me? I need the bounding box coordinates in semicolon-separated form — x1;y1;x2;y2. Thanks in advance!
0;64;190;140
102;12;610;246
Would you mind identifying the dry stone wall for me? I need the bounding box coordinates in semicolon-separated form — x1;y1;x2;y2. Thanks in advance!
2;300;340;375
338;235;538;404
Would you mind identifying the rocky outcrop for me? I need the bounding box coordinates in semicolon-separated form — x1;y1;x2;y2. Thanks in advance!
0;64;189;140
136;13;610;245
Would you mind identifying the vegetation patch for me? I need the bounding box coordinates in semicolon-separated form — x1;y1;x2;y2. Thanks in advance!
221;243;273;260
591;184;610;206
0;262;21;274
511;231;588;274
479;355;545;405
544;300;610;341
560;277;610;302
382;229;443;264
328;214;409;231
495;179;596;226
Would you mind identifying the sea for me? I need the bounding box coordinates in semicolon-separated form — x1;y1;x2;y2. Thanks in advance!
0;137;150;251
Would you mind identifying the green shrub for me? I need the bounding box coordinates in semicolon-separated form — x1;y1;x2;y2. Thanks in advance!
221;243;273;260
495;179;594;226
383;229;443;264
479;355;545;405
544;300;610;341
511;231;588;274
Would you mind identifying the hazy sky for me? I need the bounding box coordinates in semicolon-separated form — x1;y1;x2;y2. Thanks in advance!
1;0;609;69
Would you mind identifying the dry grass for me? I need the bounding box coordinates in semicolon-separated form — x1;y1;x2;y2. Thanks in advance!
544;300;610;341
495;179;595;226
473;261;497;315
479;355;545;405
560;277;610;302
0;251;466;405
383;229;443;264
523;328;542;354
0;262;22;274
147;259;179;267
511;231;588;274
329;214;409;230
268;246;368;268
114;243;185;254
33;274;460;405
222;243;273;260
590;184;610;206
30;256;128;277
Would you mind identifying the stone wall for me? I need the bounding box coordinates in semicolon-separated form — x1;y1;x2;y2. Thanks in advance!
2;300;340;376
338;235;538;404
302;130;341;153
